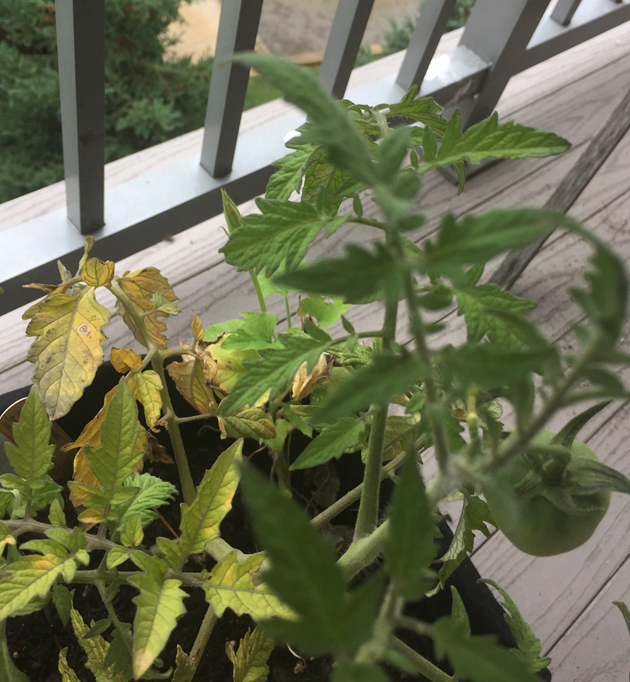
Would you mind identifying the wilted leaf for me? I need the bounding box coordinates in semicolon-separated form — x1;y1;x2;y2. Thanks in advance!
117;267;178;349
110;348;143;374
167;355;218;415
218;409;276;440
208;339;259;396
70;609;126;682
57;648;80;682
81;259;115;289
24;288;111;420
179;441;242;557
292;353;328;401
191;312;205;344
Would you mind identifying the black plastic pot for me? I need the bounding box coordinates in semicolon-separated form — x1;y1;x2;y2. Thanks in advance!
0;364;552;682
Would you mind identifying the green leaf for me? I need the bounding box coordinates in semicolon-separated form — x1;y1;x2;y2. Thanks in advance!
240;465;378;656
302;148;353;211
275;243;401;304
385;452;437;599
226;627;275;682
221;333;331;414
220;198;347;276
84;381;143;514
422;111;569;172
172;645;196;682
52;584;73;626
118;473;178;527
0;621;29;682
376;126;412;181
120;514;144;548
221;313;278;351
439;345;551;391
290;418;366;470
84;618;112;639
613;601;630;638
480;579;551;673
267;146;315;201
437;495;494;589
204;318;247;343
450;586;471;638
300;295;350;328
432;617;538;682
204;552;293;620
48;498;67;527
233;54;375;186
128;573;187;679
423;210;574;279
453;284;537;347
222;189;245;234
315;353;429;423
4;387;55;485
383;89;447;135
179;440;242;557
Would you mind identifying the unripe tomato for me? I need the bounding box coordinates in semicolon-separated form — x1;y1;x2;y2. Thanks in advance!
483;431;610;557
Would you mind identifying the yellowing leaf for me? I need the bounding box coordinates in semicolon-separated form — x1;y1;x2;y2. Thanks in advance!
70;609;126;682
81;259;115;288
167;355;217;415
0;553;78;620
218;409;275;440
226;627;275;682
179;440;242;557
0;524;16;552
58;648;81;682
117;268;178;349
191;312;204;343
292;353;328;400
207;337;259;394
111;348;143;374
128;574;187;680
24;288;111;420
128;371;163;428
204;552;293;621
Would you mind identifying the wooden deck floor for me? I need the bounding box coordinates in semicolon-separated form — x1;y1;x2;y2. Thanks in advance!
1;20;630;681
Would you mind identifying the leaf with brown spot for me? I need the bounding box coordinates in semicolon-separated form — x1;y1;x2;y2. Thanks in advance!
117;268;178;349
110;348;143;374
81;259;115;288
166;356;218;415
24;288;111;420
218;409;276;440
191;312;204;344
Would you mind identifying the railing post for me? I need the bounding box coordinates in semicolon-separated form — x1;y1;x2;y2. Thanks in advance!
551;0;585;26
200;0;264;178
456;0;551;127
319;0;375;99
396;0;457;91
55;0;105;234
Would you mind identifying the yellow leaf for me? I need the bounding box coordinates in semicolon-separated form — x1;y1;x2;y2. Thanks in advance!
117;267;178;349
292;353;328;400
70;609;126;682
191;311;204;343
111;347;143;373
207;337;259;394
218;409;275;440
24;288;111;420
128;371;163;428
204;552;294;621
81;259;115;288
58;648;81;682
167;356;217;415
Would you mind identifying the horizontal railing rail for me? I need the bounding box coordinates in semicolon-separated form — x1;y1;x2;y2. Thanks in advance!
1;0;629;315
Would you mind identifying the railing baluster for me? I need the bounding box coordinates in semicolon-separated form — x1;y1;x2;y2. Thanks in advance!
55;0;105;234
396;0;457;91
457;0;551;127
200;0;264;178
551;0;585;26
319;0;375;99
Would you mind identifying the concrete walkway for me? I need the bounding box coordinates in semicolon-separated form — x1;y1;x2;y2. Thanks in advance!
167;0;421;61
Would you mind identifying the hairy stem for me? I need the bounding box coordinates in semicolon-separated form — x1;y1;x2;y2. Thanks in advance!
352;282;398;541
249;269;267;313
187;604;220;678
391;638;454;682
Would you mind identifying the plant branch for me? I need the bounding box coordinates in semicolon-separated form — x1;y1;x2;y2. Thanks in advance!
249;269;267;313
3;518;115;551
391;637;454;682
347;216;387;230
187;604;220;679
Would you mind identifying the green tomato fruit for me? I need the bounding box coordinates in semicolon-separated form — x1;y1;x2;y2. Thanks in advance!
483;430;610;557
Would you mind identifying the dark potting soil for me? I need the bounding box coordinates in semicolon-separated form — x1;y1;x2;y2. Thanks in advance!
0;363;551;682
